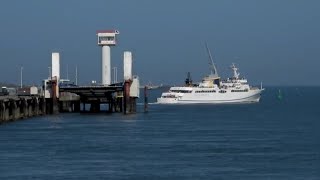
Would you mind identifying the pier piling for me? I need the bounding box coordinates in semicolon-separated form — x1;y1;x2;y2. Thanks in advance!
144;86;148;112
0;96;48;124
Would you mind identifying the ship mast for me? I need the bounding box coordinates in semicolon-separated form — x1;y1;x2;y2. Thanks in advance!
185;72;193;86
231;63;240;79
205;43;218;77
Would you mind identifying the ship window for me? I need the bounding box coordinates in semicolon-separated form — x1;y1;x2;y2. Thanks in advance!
195;90;216;93
231;89;249;93
171;90;191;93
162;95;176;98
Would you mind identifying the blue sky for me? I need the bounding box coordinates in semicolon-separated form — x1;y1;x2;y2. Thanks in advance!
0;0;319;86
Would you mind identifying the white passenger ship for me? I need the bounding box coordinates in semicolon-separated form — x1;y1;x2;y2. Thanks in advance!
157;46;264;104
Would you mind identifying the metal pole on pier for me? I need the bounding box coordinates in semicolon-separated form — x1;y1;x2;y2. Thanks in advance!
67;64;69;80
115;67;117;83
20;66;23;88
113;67;117;84
48;67;51;79
75;66;78;85
144;86;148;112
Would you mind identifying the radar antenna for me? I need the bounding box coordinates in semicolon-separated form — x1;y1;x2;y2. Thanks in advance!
231;63;240;79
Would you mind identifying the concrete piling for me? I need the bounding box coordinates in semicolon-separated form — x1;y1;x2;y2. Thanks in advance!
0;96;49;124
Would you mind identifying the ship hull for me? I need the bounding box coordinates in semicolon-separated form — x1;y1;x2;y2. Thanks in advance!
157;89;263;104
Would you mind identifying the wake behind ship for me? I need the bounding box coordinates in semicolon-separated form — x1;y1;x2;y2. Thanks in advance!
157;46;264;104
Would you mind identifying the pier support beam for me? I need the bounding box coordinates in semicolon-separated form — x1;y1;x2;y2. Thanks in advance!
22;99;28;118
123;81;130;114
33;98;38;116
0;102;5;122
39;97;46;115
47;78;59;114
4;107;9;122
82;102;86;112
73;101;80;112
144;86;148;112
90;101;100;113
27;99;32;117
11;101;19;120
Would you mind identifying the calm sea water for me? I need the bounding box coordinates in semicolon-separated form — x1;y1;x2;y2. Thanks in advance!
0;87;319;179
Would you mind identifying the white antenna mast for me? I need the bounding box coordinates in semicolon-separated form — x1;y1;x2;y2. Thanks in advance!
75;65;78;85
205;42;218;76
67;64;69;80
